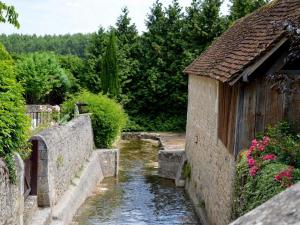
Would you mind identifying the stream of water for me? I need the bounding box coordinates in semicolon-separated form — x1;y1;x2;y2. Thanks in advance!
73;139;200;225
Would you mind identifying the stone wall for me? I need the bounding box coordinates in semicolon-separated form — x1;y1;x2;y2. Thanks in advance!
31;114;94;207
158;150;185;180
185;75;236;225
0;155;24;225
51;149;119;225
230;181;300;225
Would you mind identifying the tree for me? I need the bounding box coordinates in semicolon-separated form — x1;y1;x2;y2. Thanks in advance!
115;7;141;105
0;33;92;57
184;0;226;55
16;52;74;104
85;27;108;93
102;31;119;97
127;0;190;130
0;1;19;28
229;0;270;22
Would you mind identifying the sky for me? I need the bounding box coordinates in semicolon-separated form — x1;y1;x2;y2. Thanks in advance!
0;0;230;35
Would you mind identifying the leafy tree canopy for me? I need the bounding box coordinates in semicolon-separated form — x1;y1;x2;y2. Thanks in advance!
0;1;19;28
16;52;74;104
229;0;270;22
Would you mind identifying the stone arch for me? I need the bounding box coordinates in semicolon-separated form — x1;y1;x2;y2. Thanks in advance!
29;135;51;207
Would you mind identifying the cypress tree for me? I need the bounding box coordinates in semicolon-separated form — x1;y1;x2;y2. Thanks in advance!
102;31;119;97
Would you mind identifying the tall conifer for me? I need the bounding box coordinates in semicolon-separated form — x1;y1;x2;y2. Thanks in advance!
102;32;119;97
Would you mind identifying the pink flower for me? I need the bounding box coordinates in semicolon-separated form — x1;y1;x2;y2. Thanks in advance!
274;174;281;182
274;167;293;182
251;139;258;146
258;145;265;151
249;166;259;177
246;150;252;158
263;136;270;145
262;154;277;161
247;157;255;167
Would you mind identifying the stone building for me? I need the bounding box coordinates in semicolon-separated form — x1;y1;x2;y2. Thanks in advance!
184;1;300;225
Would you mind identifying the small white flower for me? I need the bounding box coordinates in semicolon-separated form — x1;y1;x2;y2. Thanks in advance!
52;105;60;112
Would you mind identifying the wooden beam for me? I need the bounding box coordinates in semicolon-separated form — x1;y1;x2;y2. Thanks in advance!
229;37;288;85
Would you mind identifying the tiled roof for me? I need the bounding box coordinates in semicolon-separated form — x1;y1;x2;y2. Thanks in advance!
184;0;300;83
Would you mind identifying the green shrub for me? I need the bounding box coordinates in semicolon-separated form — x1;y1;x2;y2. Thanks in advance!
124;114;186;132
265;122;300;168
61;91;127;148
0;44;30;183
233;122;300;219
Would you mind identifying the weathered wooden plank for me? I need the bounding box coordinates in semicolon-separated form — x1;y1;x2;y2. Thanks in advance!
239;82;257;150
286;80;300;129
234;83;245;157
255;77;267;135
218;82;239;154
227;84;239;154
265;85;284;127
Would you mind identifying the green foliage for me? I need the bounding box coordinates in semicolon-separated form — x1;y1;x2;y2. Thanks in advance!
233;155;300;218
0;33;92;57
61;91;127;148
229;0;270;22
16;52;75;104
130;1;189;128
262;122;300;168
125;114;186;132
0;44;30;183
58;54;84;91
84;27;108;93
0;2;19;28
102;32;119;97
233;122;300;219
115;7;140;106
0;0;267;132
184;0;227;55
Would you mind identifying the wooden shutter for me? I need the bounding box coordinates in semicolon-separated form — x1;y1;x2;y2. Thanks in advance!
218;83;238;154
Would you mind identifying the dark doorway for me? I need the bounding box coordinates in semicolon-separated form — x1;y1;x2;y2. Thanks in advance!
24;140;38;199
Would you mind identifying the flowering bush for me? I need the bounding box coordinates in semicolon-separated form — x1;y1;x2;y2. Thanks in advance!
233;122;300;219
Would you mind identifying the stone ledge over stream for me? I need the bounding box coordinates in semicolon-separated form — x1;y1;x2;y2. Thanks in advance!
122;132;187;186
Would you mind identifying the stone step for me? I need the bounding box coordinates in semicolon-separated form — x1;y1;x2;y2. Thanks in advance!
24;195;38;225
30;208;52;225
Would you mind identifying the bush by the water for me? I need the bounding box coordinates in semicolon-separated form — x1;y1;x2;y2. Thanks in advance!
61;91;127;148
124;114;186;132
0;44;30;183
233;122;300;219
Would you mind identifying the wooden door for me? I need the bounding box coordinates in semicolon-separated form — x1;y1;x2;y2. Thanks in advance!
24;140;38;199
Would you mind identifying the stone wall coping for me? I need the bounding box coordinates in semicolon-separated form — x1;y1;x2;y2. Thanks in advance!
30;114;94;148
230;181;300;225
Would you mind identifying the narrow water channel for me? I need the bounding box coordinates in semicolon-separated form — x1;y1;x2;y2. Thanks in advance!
73;139;200;225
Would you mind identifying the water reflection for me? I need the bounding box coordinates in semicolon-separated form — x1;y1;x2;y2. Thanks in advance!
73;139;200;225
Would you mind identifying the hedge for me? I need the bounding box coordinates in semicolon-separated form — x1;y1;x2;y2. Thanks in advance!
61;91;127;148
